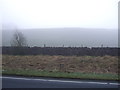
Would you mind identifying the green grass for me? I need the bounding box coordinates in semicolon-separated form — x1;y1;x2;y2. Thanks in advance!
2;69;119;81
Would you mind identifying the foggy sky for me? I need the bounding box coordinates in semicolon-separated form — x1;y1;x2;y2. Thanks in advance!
1;0;119;47
2;28;118;47
1;0;119;29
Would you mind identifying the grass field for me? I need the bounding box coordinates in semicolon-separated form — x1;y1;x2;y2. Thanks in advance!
2;55;119;80
2;69;119;80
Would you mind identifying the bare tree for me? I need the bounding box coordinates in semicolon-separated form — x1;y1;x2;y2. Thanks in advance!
11;30;27;47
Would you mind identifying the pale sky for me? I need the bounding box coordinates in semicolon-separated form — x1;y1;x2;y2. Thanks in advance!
1;0;119;29
1;0;119;47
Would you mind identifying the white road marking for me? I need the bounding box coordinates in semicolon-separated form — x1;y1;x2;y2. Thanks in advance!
1;76;120;85
109;83;120;85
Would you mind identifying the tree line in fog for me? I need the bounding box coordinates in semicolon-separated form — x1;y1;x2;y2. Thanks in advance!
2;46;118;56
2;30;119;56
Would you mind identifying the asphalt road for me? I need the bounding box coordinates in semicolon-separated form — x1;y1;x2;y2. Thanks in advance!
2;76;120;88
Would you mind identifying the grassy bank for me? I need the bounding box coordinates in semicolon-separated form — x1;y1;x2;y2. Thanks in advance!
2;69;119;81
2;55;119;80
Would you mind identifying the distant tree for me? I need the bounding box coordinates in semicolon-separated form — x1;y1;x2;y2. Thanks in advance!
11;30;27;47
44;44;46;47
10;30;28;55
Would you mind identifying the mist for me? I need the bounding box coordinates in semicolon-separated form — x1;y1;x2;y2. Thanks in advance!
2;28;118;47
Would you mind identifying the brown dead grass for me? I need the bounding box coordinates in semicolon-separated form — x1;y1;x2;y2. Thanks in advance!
2;55;119;74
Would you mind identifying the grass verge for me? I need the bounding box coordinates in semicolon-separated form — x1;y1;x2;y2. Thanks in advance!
2;69;119;81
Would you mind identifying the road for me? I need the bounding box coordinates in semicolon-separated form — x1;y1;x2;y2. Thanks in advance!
2;76;120;88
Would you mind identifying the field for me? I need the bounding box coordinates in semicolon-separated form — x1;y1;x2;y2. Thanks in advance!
2;55;119;80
